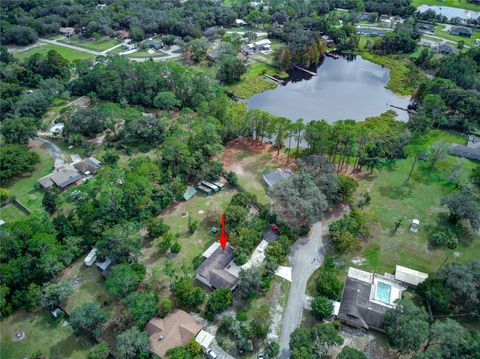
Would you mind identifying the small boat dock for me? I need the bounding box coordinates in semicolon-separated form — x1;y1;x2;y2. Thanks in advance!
325;52;340;59
264;74;285;84
294;65;317;76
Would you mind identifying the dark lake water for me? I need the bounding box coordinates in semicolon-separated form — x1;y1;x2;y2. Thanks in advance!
246;55;411;123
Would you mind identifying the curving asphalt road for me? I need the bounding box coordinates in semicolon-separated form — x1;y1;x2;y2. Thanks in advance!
278;221;327;359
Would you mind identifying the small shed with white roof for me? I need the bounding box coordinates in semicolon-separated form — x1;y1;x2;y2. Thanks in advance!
395;265;428;287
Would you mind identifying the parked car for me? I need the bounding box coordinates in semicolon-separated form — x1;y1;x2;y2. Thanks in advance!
258;354;265;359
206;349;217;359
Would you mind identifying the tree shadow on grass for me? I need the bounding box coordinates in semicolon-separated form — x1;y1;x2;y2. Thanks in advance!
50;333;92;359
377;183;413;200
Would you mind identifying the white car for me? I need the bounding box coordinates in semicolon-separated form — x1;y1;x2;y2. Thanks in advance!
206;349;218;359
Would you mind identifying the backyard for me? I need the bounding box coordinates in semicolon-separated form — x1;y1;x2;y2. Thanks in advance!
141;186;239;279
434;24;480;48
222;138;294;205
0;310;92;359
350;130;479;274
0;140;54;218
12;43;96;61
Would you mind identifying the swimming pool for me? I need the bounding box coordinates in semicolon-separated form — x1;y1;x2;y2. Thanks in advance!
375;281;392;304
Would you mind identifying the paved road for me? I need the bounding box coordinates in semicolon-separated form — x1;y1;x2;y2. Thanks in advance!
279;221;327;359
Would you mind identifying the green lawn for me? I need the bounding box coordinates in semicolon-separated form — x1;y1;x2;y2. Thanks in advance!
434;24;480;48
13;43;95;62
58;259;115;315
128;49;168;58
0;310;92;359
347;130;480;275
0;203;27;223
141;187;239;279
411;0;480;11
59;37;120;52
1;142;54;216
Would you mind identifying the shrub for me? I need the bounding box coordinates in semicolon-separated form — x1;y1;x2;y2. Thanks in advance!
430;231;447;246
157;297;173;318
447;236;458;249
311;296;333;320
316;270;343;300
170;241;181;254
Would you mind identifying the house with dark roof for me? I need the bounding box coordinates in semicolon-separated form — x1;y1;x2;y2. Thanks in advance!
355;12;378;22
431;41;459;54
73;157;102;175
355;27;386;36
263;169;292;189
38;156;102;190
450;135;480;161
450;26;474;37
37;164;83;190
416;22;436;32
143;39;163;50
145;310;203;358
338;267;405;333
196;243;238;289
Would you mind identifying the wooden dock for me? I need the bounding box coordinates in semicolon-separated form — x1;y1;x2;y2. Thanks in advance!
390;104;416;114
325;52;339;59
264;74;285;84
294;65;317;76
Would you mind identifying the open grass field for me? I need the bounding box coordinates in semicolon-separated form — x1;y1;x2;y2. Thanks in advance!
141;187;239;279
59;36;120;51
434;24;480;48
58;259;115;315
0;140;54;217
348;130;480;275
411;0;480;11
222;138;295;205
0;310;92;359
13;43;95;61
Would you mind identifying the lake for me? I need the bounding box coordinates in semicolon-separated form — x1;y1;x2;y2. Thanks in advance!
417;5;480;21
246;55;411;123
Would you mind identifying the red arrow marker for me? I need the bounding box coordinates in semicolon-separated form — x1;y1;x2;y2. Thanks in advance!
218;213;228;250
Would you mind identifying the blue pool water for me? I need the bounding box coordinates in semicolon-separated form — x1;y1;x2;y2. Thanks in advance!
375;281;392;304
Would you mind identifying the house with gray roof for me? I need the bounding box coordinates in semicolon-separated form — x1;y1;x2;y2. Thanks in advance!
450;26;474;37
263;169;292;189
143;39;163;50
196;244;238;290
37;164;83;190
431;41;459;54
355;27;386;36
73;156;102;175
450;135;480;161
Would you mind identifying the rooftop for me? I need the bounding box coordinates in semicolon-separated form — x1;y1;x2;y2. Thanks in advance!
263;168;293;189
145;310;203;358
196;244;238;289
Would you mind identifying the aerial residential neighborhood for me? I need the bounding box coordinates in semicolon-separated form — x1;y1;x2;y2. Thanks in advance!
0;0;479;359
